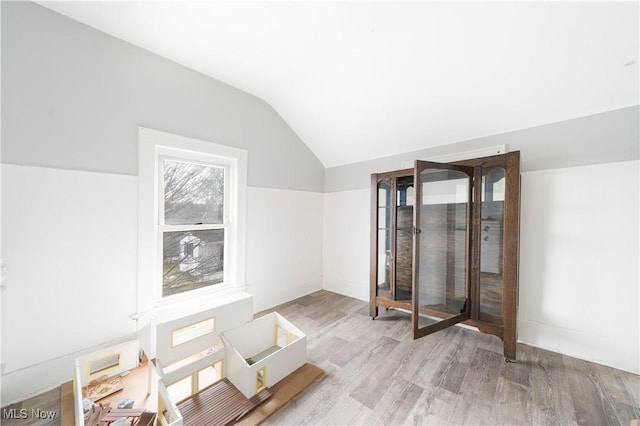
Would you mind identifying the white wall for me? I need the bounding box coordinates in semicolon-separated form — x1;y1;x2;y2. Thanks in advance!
1;166;324;403
323;189;370;301
322;160;640;374
1;165;138;403
518;160;639;374
245;187;323;312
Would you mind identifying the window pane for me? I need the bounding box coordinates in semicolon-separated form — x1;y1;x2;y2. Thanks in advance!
167;376;192;403
163;159;224;225
163;230;224;297
89;353;120;376
256;367;267;393
172;317;216;347
198;361;223;391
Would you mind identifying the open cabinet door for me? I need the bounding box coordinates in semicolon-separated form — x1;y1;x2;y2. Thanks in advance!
412;161;475;339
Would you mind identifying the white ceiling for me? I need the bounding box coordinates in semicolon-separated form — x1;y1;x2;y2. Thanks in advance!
38;1;639;168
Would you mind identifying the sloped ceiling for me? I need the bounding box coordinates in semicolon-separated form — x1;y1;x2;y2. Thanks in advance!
37;1;639;168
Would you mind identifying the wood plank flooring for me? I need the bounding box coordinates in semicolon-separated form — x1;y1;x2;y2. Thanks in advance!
257;290;639;426
3;290;639;425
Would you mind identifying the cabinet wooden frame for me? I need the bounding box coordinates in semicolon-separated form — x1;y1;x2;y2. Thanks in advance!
369;151;520;360
369;168;411;310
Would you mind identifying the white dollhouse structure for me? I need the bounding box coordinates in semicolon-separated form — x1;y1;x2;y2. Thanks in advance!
73;292;307;426
221;312;306;399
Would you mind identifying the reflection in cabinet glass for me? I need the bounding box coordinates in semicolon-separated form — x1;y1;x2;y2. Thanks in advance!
369;152;520;360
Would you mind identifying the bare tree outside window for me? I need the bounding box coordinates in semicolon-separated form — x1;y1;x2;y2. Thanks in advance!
164;160;224;224
162;160;225;297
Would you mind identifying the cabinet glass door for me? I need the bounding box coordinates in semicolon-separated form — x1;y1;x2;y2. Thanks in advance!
412;161;474;339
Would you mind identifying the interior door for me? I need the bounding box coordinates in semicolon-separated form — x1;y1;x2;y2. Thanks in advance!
412;161;475;339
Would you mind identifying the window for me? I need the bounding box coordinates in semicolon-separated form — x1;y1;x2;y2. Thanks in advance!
256;367;267;393
167;376;193;404
161;159;227;297
171;317;216;347
88;353;120;376
138;128;247;310
198;360;223;391
275;324;298;347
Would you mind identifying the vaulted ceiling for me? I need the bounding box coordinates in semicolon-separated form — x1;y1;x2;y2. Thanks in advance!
38;1;639;168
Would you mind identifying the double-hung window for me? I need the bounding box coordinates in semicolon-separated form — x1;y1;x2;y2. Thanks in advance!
138;128;247;311
160;158;227;297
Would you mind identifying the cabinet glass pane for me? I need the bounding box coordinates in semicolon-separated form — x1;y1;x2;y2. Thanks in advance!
479;166;506;317
395;227;412;301
377;181;392;292
417;169;470;328
396;176;414;207
377;230;391;290
395;176;414;300
378;182;391;207
378;207;390;229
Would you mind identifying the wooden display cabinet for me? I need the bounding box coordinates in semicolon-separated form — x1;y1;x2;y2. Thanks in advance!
370;151;520;360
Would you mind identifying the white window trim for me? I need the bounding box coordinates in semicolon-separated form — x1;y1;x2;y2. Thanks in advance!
137;127;247;315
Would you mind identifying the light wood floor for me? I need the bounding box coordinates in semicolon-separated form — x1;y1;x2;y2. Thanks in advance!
259;291;639;425
3;290;639;425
